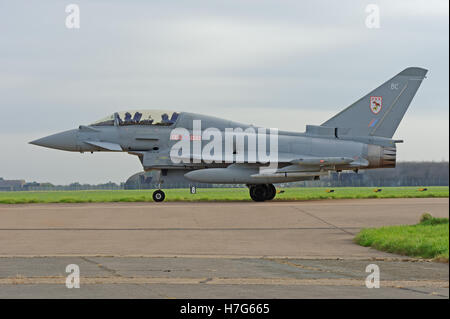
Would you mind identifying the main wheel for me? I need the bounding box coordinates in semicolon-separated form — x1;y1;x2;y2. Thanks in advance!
249;185;267;202
265;184;276;200
152;190;165;202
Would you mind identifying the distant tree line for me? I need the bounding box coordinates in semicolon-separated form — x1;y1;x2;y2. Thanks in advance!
2;161;448;191
20;181;124;191
295;161;449;188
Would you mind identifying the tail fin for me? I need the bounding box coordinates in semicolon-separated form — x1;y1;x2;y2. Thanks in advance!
322;67;427;138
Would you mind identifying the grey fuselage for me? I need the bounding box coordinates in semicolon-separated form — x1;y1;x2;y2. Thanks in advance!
30;111;396;185
30;67;427;186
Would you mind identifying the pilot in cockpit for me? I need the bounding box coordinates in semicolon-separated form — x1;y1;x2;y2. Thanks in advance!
117;113;123;125
170;112;179;123
161;112;179;125
161;113;170;124
133;112;142;123
124;112;132;123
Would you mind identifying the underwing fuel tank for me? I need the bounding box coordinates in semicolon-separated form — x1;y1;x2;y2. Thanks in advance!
184;165;321;184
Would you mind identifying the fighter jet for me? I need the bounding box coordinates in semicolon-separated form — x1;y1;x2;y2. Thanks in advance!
30;67;427;202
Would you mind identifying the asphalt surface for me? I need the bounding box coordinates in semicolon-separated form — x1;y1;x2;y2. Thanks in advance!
0;198;448;298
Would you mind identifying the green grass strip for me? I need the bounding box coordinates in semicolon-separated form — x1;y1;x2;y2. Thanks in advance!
0;186;447;204
355;214;449;262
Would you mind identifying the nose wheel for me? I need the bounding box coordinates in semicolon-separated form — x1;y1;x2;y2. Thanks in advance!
152;189;165;202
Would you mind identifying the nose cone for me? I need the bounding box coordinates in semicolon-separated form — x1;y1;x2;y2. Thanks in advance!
30;129;79;151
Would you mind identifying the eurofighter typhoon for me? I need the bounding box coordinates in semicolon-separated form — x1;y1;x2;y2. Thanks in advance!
30;67;427;201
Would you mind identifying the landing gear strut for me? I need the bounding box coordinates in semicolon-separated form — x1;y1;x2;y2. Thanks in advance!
152;189;165;202
152;170;166;202
249;184;276;202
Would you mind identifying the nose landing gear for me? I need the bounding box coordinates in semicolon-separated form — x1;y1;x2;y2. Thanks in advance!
152;170;166;202
152;189;165;202
249;184;276;202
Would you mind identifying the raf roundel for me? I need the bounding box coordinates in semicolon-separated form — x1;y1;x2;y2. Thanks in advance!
370;96;382;114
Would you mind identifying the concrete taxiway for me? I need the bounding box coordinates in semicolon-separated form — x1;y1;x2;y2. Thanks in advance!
0;198;448;298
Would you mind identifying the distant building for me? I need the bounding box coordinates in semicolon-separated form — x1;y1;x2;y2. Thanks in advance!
0;177;25;191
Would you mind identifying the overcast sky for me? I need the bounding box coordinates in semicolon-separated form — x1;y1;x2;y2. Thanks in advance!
1;0;448;184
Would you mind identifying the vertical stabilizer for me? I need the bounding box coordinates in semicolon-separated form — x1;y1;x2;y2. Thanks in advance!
322;67;427;138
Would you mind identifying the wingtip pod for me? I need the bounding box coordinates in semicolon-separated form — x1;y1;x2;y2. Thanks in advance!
398;67;428;78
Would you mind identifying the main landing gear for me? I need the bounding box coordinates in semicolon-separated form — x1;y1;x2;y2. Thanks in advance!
152;189;165;202
248;184;276;202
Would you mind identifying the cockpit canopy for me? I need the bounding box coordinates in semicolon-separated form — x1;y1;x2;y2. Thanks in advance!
90;110;179;127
